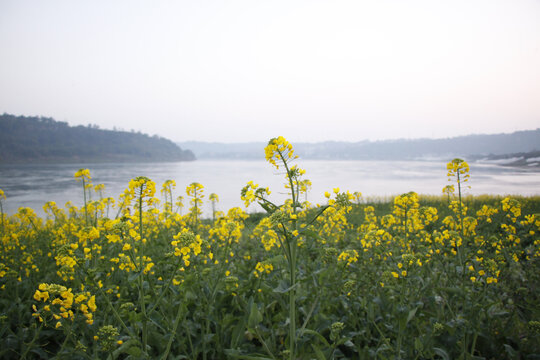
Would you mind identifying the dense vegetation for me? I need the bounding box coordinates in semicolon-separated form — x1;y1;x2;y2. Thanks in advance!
0;138;539;359
0;114;195;163
179;129;540;160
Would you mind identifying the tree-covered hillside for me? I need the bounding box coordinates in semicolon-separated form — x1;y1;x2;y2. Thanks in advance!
0;114;195;163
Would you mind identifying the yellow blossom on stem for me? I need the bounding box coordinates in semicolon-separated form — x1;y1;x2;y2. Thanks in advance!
264;136;297;169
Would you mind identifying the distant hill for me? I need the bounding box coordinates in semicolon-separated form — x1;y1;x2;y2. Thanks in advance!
179;129;540;161
0;114;195;163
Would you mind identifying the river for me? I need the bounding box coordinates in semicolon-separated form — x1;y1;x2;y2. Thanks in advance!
1;160;539;217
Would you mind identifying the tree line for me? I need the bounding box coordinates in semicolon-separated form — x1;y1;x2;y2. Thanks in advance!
0;114;195;163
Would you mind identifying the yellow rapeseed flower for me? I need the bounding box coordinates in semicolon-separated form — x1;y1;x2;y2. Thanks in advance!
264;136;297;169
74;168;91;181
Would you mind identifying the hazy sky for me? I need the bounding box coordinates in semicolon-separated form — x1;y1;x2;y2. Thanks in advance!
1;0;539;143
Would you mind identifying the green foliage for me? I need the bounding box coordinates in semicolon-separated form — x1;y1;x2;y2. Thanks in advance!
0;114;195;163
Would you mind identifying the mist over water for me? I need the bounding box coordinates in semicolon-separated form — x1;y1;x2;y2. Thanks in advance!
1;160;539;218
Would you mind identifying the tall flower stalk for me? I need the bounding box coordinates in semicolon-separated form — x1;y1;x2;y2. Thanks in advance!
187;182;204;231
209;193;219;221
241;136;336;359
128;176;156;355
161;179;176;213
74;169;91;225
0;189;5;235
267;137;300;359
447;158;470;236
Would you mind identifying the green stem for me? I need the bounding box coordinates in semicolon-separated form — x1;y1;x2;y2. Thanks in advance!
298;294;319;337
137;187;148;356
457;171;464;237
192;189;199;232
182;322;195;359
289;241;296;360
97;286;135;338
139;275;148;355
255;327;277;360
167;185;173;212
404;206;409;239
276;149;299;360
160;302;185;360
371;319;392;349
82;177;88;226
456;172;465;271
57;326;73;357
203;314;209;360
20;322;43;359
0;201;5;236
470;332;478;358
304;205;331;228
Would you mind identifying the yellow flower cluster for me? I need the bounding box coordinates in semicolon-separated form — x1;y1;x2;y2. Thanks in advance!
338;249;359;266
209;219;243;245
449;200;468;217
74;168;91;182
55;253;77;281
161;179;176;211
161;180;176;195
253;261;274;277
171;229;203;266
240;181;270;208
264;136;297;169
393;192;419;218
317;206;350;244
476;205;498;223
447;158;470;182
502;197;521;221
251;217;280;251
442;185;455;196
33;283;97;327
186;182;204;199
128;176;157;206
186;182;204;219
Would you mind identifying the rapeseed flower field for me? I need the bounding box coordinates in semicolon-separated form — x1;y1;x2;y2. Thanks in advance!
0;138;539;359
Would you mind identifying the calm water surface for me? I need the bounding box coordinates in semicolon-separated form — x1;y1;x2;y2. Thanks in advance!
1;160;539;217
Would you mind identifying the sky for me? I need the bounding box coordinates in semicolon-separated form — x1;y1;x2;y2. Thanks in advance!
1;0;539;143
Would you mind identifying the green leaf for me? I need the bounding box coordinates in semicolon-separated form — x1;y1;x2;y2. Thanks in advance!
224;349;274;360
414;337;423;351
127;346;143;357
273;280;299;294
230;317;246;348
248;302;262;329
406;307;418;324
128;268;145;282
503;344;519;359
436;286;463;296
113;339;142;358
259;202;276;214
303;329;331;347
311;343;327;360
433;347;450;360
